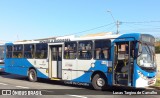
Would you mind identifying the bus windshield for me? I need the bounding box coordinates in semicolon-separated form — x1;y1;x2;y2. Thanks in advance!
137;42;156;72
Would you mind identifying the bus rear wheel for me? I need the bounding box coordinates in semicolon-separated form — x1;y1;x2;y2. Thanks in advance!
28;69;37;82
91;73;107;90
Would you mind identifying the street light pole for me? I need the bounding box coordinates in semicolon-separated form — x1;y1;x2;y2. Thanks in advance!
107;10;120;34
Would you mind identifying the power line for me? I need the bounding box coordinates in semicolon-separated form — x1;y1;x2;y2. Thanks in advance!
120;20;160;33
121;23;160;31
124;23;160;28
101;23;116;33
122;21;160;24
64;22;114;36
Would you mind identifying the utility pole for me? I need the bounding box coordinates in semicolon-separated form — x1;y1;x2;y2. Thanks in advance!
116;20;119;34
107;10;120;34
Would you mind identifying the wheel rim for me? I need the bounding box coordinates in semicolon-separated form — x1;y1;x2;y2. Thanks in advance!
30;71;35;80
96;78;105;87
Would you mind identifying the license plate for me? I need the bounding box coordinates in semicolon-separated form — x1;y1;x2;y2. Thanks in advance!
148;79;154;85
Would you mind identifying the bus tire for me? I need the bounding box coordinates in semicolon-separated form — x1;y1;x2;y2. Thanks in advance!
28;69;37;82
91;73;107;90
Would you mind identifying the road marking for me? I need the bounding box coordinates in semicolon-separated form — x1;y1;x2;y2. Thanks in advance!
67;94;88;98
0;82;8;85
15;86;29;89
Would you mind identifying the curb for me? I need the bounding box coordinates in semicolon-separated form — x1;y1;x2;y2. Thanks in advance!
149;86;160;90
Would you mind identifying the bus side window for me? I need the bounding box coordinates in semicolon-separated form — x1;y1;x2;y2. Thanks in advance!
6;45;13;58
78;41;93;60
99;50;105;59
64;42;77;59
24;44;34;59
35;43;48;59
13;45;23;58
94;39;111;60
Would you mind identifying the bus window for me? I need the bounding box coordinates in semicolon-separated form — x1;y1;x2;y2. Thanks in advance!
13;45;23;58
78;41;92;60
94;39;111;60
64;42;77;59
35;43;48;59
24;44;35;59
6;45;13;58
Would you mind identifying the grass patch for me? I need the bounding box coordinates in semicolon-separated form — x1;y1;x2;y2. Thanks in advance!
155;79;160;87
155;71;160;86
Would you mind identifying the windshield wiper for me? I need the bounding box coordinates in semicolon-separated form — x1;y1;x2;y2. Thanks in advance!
144;43;151;55
144;46;150;55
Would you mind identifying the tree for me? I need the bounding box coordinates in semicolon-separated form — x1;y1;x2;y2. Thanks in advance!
155;46;160;53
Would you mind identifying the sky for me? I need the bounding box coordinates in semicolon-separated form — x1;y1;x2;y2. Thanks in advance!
0;0;160;42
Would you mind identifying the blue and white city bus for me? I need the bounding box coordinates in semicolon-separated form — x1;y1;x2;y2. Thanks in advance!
4;33;156;90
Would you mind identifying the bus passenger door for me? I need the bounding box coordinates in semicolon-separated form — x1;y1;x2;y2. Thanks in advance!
50;45;62;79
113;41;134;86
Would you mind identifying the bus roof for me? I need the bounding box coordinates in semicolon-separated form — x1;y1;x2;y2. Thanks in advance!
4;32;153;45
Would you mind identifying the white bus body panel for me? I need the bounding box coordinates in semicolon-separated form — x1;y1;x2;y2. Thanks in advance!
27;59;48;77
62;59;77;80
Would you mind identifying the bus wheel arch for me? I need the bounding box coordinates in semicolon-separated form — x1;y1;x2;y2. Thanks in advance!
28;67;37;82
91;71;108;90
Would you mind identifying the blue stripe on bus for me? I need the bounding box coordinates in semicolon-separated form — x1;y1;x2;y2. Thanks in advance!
5;58;48;79
72;60;113;85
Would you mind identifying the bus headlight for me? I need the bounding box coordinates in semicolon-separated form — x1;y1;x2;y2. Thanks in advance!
137;70;148;80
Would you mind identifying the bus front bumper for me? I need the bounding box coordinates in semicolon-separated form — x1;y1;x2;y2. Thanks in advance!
135;77;156;88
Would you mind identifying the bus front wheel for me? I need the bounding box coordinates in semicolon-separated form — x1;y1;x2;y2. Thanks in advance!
92;73;107;90
28;69;37;82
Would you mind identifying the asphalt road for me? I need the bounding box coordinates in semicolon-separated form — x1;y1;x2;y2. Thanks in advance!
0;72;160;98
